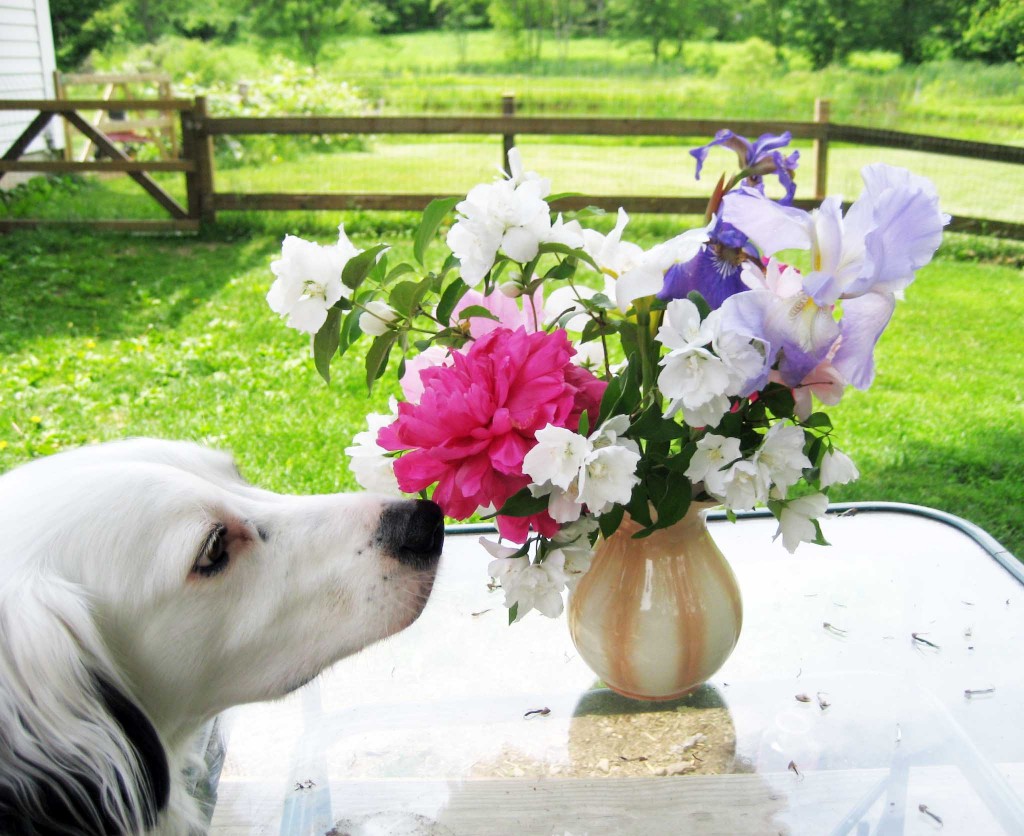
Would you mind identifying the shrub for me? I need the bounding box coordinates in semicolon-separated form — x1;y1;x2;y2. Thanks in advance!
846;50;903;73
172;58;373;166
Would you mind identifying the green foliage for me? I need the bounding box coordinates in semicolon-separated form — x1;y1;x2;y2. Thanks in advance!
50;0;117;70
247;0;382;67
487;0;550;62
607;0;709;62
955;0;1024;64
172;57;371;165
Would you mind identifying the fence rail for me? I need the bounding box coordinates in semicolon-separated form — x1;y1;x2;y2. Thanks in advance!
1;96;1022;238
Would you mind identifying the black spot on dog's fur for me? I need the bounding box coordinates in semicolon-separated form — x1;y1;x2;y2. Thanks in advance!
0;676;169;836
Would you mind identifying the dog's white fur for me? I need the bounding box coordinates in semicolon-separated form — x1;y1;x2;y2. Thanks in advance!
0;439;442;834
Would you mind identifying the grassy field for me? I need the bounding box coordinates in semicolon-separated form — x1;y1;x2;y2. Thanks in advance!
97;31;1024;143
0;224;1021;558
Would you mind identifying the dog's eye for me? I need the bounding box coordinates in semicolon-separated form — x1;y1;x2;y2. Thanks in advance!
194;524;229;577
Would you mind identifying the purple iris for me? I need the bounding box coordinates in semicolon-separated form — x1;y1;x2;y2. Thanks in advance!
657;215;754;309
691;130;800;205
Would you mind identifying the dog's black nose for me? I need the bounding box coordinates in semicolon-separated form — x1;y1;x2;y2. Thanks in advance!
377;499;444;568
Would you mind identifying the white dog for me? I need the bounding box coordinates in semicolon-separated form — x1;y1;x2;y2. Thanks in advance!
0;439;444;835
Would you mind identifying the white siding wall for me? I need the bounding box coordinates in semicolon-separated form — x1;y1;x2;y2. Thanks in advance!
0;0;61;155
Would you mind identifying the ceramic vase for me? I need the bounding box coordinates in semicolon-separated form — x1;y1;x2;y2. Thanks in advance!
567;504;742;701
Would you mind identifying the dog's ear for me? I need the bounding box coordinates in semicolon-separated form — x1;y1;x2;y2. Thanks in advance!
0;575;170;835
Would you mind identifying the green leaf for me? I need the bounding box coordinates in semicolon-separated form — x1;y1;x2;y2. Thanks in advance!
342;244;390;291
385;261;416;285
507;602;519;625
625;482;652;528
338;308;363;355
365;332;396;392
761;384;796;419
812;519;830;547
631;404;687;442
414;197;459;265
436;278;469;326
686;291;711;320
578;409;590;438
536;241;599;270
803;412;833;430
389;277;432;317
597;353;641;425
312;307;342;384
543;259;577;281
651;484;691;532
546;191;584;203
497;488;549;518
599;504;625;540
454;305;500;322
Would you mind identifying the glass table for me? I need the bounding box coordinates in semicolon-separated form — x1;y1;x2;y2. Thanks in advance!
204;504;1023;835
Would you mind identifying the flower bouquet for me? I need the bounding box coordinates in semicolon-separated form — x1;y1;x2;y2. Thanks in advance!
268;131;947;624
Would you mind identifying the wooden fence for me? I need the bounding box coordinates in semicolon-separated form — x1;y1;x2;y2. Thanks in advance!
1;96;1022;237
53;72;180;162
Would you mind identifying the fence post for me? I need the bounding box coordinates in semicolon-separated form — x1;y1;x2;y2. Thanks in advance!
180;100;200;223
192;95;216;226
502;93;516;173
813;98;830;201
53;70;73;162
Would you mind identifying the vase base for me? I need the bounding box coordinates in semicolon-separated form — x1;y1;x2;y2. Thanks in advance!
603;682;702;702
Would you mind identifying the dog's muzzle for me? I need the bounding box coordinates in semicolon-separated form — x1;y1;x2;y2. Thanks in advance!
377;499;445;569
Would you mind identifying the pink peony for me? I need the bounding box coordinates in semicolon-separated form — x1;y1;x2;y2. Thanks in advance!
378;327;605;541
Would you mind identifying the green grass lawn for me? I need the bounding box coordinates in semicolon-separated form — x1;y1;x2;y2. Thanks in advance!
0;225;1021;558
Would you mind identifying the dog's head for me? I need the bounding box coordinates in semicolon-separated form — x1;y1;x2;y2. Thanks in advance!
0;439;443;834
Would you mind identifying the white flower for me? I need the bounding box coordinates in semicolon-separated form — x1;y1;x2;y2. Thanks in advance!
551;516;598;591
685;434;742;496
488;552;567;620
775;493;829;553
544;284;596;332
446;215;504;285
679;393;732;429
718;459;769;511
581;208;645;284
713;329;768;395
659;349;732;423
358;300;398;337
546;484;585;524
267;224;359;334
344;399;401;494
545;213;584;249
524;418;640;521
820;448;860;488
615;227;708;312
523;425;591;491
657;298;718;352
446;148;552;285
572;340;606;370
578;444;642;515
497;280;523;298
756;422;811;497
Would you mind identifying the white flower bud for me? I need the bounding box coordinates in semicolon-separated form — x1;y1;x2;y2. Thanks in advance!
359;300;398;337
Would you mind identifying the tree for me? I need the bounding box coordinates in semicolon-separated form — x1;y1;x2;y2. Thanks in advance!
955;0;1024;63
432;0;489;64
50;0;116;69
488;0;550;63
607;0;705;62
248;0;381;68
